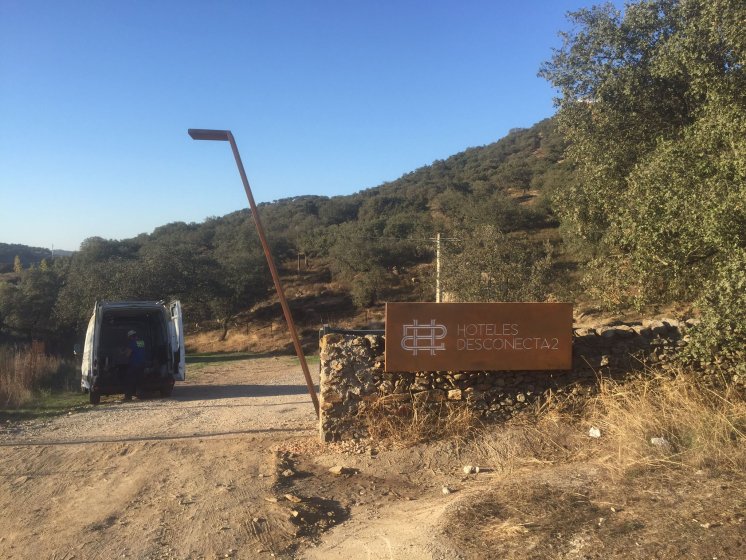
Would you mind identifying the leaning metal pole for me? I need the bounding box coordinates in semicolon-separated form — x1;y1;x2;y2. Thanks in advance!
189;129;320;417
227;132;320;418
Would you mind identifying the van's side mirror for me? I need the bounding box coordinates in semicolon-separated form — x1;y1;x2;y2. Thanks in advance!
73;344;81;356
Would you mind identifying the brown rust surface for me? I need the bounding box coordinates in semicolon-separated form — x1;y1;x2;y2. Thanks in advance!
385;302;573;372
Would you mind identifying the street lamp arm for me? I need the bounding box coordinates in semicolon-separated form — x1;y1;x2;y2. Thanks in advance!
188;129;231;141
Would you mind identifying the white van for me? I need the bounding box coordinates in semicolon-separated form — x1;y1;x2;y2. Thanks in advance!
80;300;185;405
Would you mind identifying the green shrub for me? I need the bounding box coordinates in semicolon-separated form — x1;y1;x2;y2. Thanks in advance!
686;249;746;374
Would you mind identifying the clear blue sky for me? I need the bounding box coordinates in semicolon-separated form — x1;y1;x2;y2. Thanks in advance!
0;0;624;251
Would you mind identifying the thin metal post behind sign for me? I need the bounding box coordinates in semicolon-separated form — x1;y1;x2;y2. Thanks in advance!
435;232;441;303
188;129;320;418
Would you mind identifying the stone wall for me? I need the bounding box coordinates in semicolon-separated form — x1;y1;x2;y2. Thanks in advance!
319;319;691;442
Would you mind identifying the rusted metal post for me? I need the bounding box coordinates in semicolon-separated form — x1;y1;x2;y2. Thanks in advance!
188;129;320;418
435;232;441;303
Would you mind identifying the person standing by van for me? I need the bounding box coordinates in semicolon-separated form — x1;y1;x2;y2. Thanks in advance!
124;329;146;401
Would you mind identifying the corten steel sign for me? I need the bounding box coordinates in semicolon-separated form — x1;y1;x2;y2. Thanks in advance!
385;302;573;372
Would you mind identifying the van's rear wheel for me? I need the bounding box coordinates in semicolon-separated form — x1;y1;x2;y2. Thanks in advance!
160;385;173;398
89;390;101;405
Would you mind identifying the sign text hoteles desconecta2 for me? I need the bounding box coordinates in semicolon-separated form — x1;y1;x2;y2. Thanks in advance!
385;302;573;372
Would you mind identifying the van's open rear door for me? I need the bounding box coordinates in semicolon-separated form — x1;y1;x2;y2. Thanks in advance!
169;301;186;381
81;302;102;390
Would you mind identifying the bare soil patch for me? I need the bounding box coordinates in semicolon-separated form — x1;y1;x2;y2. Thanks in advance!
441;465;745;559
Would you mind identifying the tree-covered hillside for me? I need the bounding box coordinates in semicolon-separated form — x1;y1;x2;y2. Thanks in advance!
254;117;571;306
0;244;74;273
0;118;571;347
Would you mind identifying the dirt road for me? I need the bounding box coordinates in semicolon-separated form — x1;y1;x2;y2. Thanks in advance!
6;356;739;559
0;357;320;559
0;356;462;560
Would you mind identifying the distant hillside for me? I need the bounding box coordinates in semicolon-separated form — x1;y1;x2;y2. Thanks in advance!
0;243;73;273
244;117;571;252
131;117;571;275
0;117;579;345
114;117;575;317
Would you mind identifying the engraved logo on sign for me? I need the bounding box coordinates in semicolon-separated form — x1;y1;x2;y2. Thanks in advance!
401;319;447;356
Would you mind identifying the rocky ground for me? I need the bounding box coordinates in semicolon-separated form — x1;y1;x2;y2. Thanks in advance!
1;356;743;559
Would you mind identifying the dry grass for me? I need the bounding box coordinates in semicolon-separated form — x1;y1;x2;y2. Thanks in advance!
470;412;582;473
358;395;482;447
187;328;277;354
584;369;746;473
0;345;73;408
186;324;318;355
470;368;745;477
481;519;531;539
358;366;745;478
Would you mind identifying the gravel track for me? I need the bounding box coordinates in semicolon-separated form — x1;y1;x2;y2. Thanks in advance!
0;356;319;559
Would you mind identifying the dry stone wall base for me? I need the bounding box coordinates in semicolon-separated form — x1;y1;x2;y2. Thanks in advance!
319;319;690;442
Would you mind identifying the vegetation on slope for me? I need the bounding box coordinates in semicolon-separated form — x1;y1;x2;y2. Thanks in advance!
0;243;72;273
540;0;745;366
0;118;571;351
1;0;744;373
